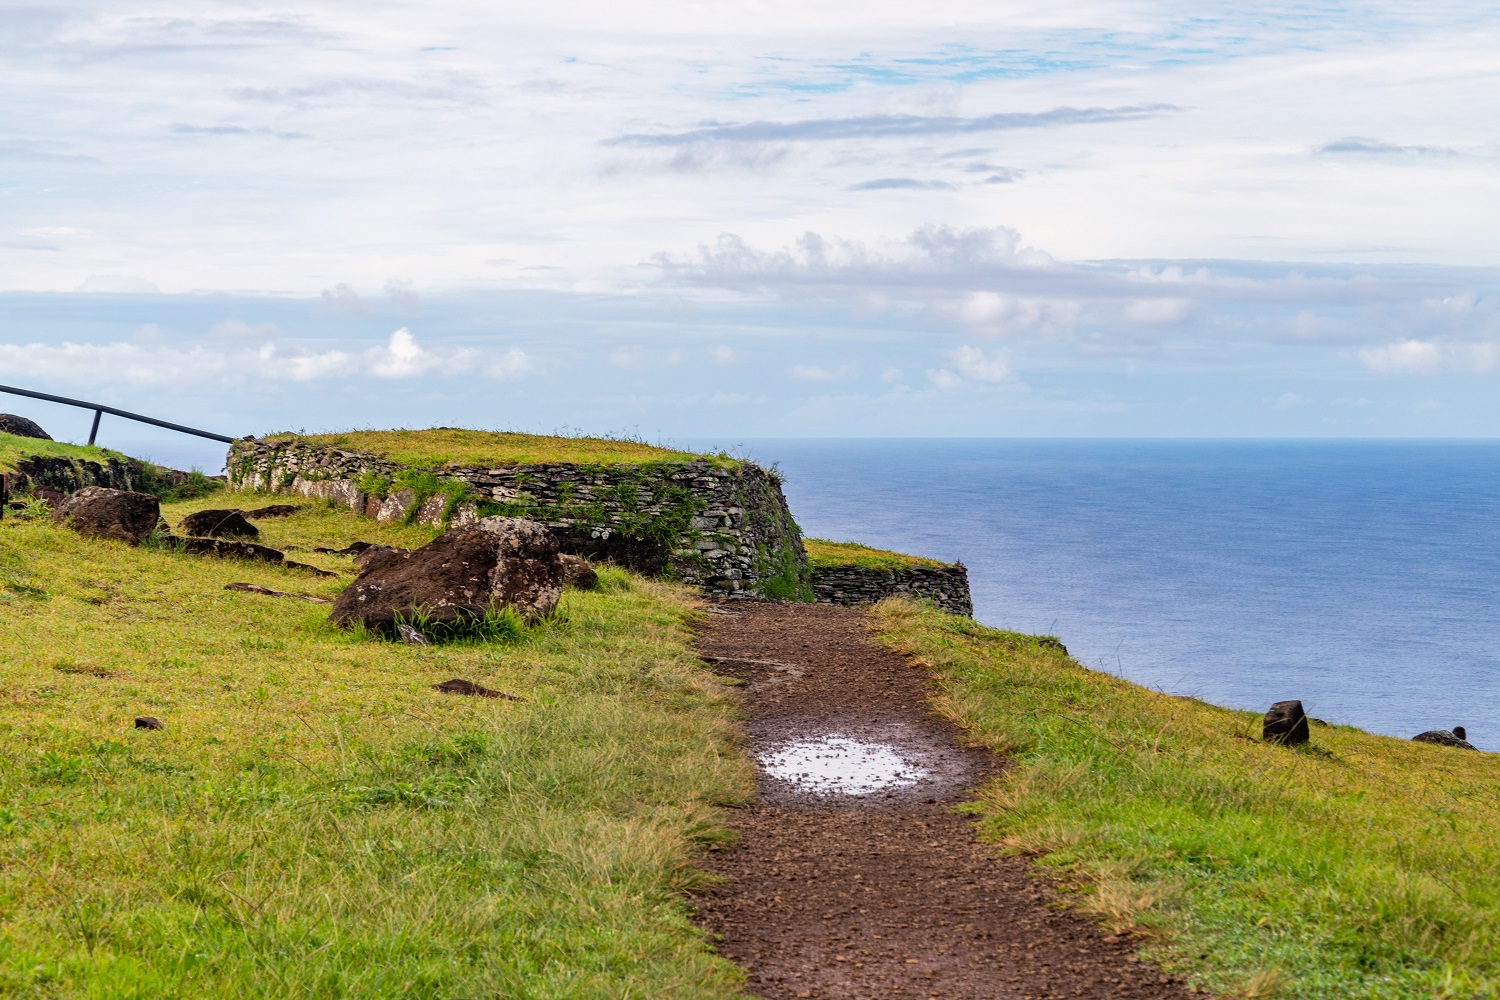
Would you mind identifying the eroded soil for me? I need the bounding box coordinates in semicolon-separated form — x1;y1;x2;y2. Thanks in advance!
694;602;1197;999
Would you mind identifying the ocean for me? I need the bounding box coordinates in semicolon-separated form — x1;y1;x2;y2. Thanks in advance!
704;439;1500;752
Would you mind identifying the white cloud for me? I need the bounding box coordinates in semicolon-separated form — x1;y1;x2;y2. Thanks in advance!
928;345;1010;388
0;327;504;385
1359;340;1443;374
790;364;847;382
1269;391;1306;411
712;345;737;365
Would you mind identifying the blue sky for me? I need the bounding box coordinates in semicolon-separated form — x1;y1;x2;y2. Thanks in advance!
3;0;1498;453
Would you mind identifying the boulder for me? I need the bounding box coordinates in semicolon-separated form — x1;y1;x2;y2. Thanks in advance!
1412;729;1477;750
178;508;259;539
1263;700;1310;746
53;487;160;545
0;414;51;440
178;537;285;563
330;516;563;633
559;553;599;590
242;504;299;519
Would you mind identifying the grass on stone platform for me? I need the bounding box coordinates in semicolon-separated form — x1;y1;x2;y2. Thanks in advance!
0;497;753;998
264;428;739;470
873;599;1500;1000
0;431;130;475
803;538;950;572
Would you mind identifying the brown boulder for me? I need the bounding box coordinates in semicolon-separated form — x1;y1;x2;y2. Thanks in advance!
330;517;563;632
178;509;259;539
1263;700;1310;746
559;553;599;590
53;487;160;545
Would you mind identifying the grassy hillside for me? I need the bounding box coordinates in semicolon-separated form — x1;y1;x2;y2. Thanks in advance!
0;493;752;997
265;428;736;470
0;431;129;475
804;538;951;571
874;600;1500;1000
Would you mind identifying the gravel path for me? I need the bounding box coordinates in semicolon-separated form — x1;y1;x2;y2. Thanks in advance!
692;602;1198;1000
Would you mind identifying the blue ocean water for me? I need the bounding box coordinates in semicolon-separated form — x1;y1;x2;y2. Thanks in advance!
701;439;1500;752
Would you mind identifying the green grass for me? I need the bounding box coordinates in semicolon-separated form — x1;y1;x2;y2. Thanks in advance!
264;428;739;470
0;431;130;475
0;493;754;997
803;538;949;571
873;599;1500;1000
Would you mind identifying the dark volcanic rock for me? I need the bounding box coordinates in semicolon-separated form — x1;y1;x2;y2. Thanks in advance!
53;487;160;545
242;504;299;519
1263;700;1310;746
330;516;563;633
179;536;286;563
559;553;599;590
0;414;52;440
134;716;163;730
178;508;259;539
432;678;520;699
1412;729;1477;750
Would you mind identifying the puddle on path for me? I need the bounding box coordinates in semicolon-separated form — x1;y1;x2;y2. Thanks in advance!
759;735;929;796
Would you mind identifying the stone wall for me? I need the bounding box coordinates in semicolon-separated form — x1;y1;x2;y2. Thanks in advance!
809;564;973;617
11;455;144;494
227;438;808;598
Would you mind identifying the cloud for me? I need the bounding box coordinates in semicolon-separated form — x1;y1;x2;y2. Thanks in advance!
847;178;957;191
789;364;848;382
1269;391;1306;411
712;345;737;365
74;275;161;294
1359;339;1442;374
1315;137;1454;156
0;327;504;385
928;345;1009;388
170;123;309;140
606;104;1180;146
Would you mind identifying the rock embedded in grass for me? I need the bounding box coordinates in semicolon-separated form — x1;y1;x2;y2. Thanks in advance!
559;553;599;590
432;678;520;699
1263;699;1310;746
241;504;299;519
134;716;163;730
1412;729;1477;750
178;508;259;539
53;486;160;545
330;516;564;633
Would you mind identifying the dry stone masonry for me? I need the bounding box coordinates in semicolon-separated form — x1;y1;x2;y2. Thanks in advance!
809;565;973;617
227;437;809;598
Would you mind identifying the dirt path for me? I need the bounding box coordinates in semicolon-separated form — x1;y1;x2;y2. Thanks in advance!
693;602;1198;1000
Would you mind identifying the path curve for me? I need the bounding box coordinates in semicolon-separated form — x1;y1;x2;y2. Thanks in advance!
693;602;1198;999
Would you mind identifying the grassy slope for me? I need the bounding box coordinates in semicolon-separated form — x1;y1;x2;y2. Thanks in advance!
873;601;1500;999
0;493;752;998
0;431;129;475
266;429;735;469
803;538;949;571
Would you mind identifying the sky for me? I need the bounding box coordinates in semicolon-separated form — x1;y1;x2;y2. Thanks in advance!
3;0;1499;460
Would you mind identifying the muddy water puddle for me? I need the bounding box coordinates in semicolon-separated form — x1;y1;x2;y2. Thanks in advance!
759;735;929;796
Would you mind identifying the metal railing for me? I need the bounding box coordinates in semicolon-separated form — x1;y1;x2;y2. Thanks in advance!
0;384;235;446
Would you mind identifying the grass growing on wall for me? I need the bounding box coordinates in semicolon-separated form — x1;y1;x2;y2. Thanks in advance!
872;599;1500;1000
264;428;740;470
0;431;129;475
804;538;951;572
0;497;753;997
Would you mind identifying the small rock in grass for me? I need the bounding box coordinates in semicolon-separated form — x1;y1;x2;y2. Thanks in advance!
432;678;521;700
223;582;333;604
53;487;160;545
396;623;433;646
1263;700;1310;746
134;716;163;730
178;508;259;539
314;540;377;556
1412;729;1476;750
241;504;299;519
1037;636;1068;655
559;553;599;590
